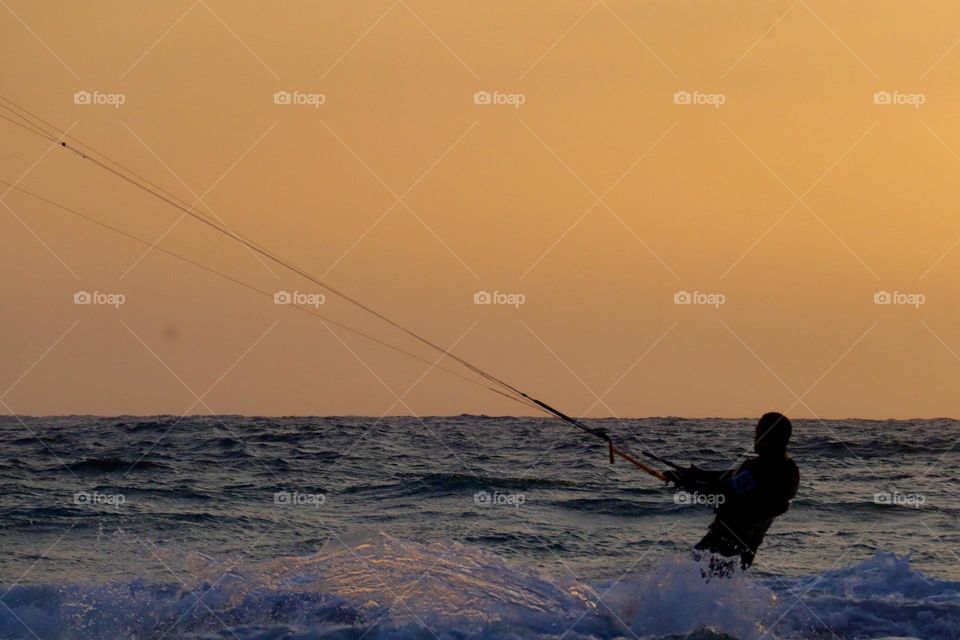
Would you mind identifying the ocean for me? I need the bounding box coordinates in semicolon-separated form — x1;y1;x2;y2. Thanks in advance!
0;415;958;639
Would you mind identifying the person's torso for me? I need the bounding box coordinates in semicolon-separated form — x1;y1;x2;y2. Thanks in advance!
711;455;799;550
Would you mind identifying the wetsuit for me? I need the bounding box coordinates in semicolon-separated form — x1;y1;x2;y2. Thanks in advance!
677;455;799;574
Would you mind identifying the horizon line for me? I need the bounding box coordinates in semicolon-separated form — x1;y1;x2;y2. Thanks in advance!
0;413;956;422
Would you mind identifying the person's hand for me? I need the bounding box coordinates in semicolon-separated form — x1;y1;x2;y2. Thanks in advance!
665;466;703;490
664;469;686;486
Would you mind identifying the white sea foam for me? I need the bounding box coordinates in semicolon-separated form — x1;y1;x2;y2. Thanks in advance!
1;533;956;639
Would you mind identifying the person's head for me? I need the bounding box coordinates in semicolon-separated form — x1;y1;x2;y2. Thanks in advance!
754;412;792;457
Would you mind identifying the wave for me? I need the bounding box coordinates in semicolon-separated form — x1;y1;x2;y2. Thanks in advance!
339;472;584;498
772;551;960;639
61;458;171;474
1;533;956;639
792;434;958;457
554;496;666;516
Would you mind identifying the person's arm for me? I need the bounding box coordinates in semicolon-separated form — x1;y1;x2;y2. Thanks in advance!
686;466;735;485
664;465;736;491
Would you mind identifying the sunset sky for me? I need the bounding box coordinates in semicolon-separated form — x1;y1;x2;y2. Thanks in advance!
1;1;958;418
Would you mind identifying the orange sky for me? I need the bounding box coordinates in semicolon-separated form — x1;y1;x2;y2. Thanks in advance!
1;1;958;418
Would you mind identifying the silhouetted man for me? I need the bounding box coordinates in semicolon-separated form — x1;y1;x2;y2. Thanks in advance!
665;412;799;576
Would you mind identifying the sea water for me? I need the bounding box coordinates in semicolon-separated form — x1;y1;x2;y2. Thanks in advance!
1;415;958;639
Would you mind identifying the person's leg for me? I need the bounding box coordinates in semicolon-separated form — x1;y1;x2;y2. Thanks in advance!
693;531;741;580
